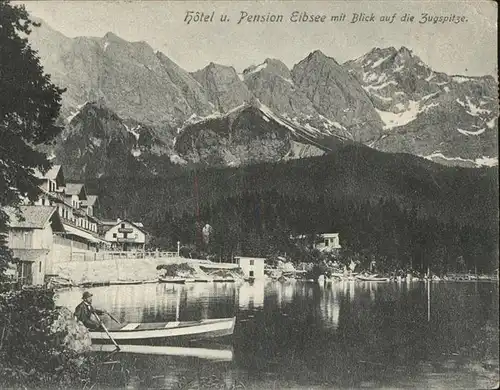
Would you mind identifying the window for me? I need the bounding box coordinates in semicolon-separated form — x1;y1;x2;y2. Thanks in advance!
39;261;42;273
123;232;128;239
249;271;254;277
113;233;117;238
121;223;125;229
249;259;254;266
324;239;329;246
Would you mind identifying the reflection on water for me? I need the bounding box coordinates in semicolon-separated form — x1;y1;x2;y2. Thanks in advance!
57;280;499;389
238;280;264;310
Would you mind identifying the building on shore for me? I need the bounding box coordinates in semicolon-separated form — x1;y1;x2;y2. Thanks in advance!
103;219;149;251
81;195;99;217
4;165;150;284
4;205;65;285
236;256;265;279
291;232;342;254
33;165;100;236
4;165;110;285
316;233;341;253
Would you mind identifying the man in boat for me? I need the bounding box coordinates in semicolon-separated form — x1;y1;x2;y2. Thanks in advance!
74;291;106;330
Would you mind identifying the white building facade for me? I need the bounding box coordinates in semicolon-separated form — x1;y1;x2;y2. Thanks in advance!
236;256;265;279
104;220;147;251
316;233;341;252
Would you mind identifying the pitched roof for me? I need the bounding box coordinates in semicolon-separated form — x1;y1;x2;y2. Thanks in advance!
62;224;105;244
5;206;59;229
114;219;148;234
33;165;62;180
65;183;87;199
81;195;98;207
101;220;118;226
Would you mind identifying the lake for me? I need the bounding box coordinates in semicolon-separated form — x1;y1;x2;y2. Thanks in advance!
56;280;499;389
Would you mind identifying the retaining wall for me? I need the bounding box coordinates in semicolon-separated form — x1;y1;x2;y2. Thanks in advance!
51;257;239;284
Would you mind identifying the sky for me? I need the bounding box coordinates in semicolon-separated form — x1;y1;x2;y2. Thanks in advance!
19;0;498;76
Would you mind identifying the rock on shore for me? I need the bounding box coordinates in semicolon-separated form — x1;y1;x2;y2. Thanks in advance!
50;306;92;353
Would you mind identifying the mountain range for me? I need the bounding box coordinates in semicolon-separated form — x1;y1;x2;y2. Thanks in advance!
26;18;498;178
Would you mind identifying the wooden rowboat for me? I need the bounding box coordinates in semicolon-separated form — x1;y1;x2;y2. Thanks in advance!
92;344;233;360
158;277;190;284
356;275;390;282
90;317;236;341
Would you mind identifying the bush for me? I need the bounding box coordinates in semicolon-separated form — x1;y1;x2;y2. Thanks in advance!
209;269;239;278
156;262;196;277
0;287;95;389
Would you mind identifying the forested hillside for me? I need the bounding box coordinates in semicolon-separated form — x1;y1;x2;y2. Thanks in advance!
87;145;498;273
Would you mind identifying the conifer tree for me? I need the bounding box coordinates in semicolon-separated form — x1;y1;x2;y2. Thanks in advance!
0;0;65;279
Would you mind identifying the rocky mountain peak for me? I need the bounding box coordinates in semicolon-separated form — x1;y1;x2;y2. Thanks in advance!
26;18;497;170
342;46;499;166
308;49;325;59
191;62;252;113
28;22;214;125
242;58;291;81
305;49;341;66
103;31;122;42
292;49;383;142
263;58;291;79
397;46;412;55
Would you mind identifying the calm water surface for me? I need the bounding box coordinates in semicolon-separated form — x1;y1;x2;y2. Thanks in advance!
56;281;499;389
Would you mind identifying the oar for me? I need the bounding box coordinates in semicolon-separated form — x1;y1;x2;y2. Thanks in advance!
93;312;120;351
105;312;121;325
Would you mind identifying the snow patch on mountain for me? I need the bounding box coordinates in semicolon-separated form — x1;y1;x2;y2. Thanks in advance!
124;124;140;140
457;127;485;136
423;153;474;164
475;156;498;167
452;76;475;83
423;152;498;167
318;114;343;130
376;98;441;130
183;103;246;126
246;62;268;75
425;73;435;82
456;96;492;117
90;136;102;147
66;101;92;123
258;102;295;132
376;100;420;130
364;72;388;84
170;153;187;165
66;111;79;124
370;54;392;69
422;92;439;101
486;117;497;129
363;80;397;91
304;123;321;134
278;75;294;85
